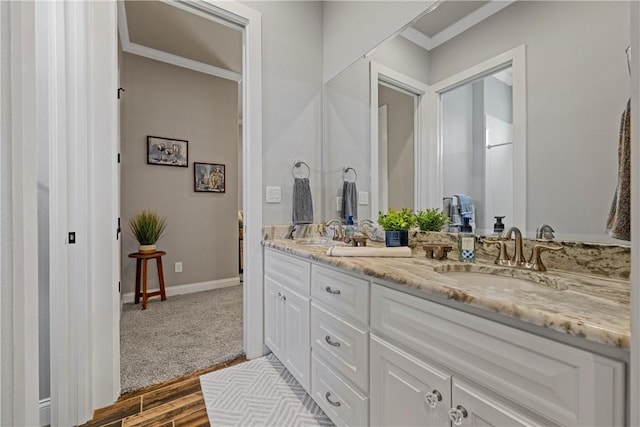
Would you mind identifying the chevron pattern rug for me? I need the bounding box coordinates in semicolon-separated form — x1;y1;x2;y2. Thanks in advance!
200;353;333;426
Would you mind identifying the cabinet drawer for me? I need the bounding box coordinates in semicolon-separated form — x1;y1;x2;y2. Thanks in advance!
371;284;625;426
264;248;311;294
311;264;369;324
311;354;369;427
311;303;369;392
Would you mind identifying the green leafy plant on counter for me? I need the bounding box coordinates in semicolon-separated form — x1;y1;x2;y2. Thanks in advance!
128;210;167;245
377;208;417;231
415;208;449;232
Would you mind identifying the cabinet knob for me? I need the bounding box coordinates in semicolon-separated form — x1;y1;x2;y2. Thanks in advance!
325;286;341;295
325;335;341;347
325;391;341;407
282;294;286;302
448;405;468;425
424;390;442;409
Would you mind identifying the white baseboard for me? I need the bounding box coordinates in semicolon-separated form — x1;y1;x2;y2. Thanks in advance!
122;277;241;304
39;398;50;427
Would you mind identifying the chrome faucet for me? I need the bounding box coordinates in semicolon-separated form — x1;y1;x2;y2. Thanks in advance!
497;226;563;271
535;224;555;240
325;219;344;241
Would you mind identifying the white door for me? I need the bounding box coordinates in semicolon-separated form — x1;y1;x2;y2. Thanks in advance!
282;286;311;391
450;378;554;427
370;335;451;427
264;277;283;358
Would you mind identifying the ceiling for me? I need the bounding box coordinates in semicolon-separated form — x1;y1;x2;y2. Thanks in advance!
413;1;490;38
121;1;242;75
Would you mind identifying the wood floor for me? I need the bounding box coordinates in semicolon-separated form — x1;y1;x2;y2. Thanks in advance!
82;356;247;427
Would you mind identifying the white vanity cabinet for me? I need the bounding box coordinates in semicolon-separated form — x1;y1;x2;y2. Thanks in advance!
263;247;626;427
264;249;312;391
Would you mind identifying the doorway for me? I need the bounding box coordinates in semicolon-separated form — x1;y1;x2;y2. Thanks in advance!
117;0;245;393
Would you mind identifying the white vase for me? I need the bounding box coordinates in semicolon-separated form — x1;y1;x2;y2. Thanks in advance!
139;244;156;254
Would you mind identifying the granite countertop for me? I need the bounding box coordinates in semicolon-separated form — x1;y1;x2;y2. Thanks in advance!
263;239;631;350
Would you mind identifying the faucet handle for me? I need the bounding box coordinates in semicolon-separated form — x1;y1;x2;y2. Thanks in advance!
492;241;511;266
529;243;564;272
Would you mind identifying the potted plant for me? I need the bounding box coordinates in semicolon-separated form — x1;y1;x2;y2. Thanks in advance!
415;208;450;232
377;208;416;247
129;210;167;253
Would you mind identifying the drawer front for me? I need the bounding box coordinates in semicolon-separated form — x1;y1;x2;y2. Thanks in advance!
311;264;369;324
370;283;612;426
264;248;311;294
311;354;369;427
311;302;369;392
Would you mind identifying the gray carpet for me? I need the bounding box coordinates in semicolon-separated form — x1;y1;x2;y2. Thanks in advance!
120;285;244;393
200;353;333;426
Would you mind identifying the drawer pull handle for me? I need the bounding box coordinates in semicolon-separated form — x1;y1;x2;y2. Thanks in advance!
424;390;442;409
325;392;341;407
325;335;341;347
325;286;341;295
448;405;468;426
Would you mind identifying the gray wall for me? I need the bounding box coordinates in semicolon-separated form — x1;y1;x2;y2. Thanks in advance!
120;53;239;295
241;1;324;226
322;1;436;82
429;0;630;240
379;85;414;210
371;35;430;85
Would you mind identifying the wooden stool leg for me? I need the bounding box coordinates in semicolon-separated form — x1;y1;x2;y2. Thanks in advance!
134;259;142;305
142;258;148;310
156;257;167;301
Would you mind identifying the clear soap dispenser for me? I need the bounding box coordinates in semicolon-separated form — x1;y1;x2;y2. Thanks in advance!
458;217;476;263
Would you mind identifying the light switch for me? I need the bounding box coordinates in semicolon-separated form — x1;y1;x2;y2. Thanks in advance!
358;191;369;205
266;186;281;203
175;262;183;273
336;196;343;211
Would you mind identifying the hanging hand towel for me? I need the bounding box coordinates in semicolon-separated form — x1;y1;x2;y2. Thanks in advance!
293;177;313;225
606;99;631;241
341;181;358;222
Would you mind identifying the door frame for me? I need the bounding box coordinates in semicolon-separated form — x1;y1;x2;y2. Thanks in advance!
45;1;264;424
370;61;430;217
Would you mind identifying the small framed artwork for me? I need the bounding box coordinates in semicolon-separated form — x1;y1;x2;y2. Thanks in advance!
147;136;188;167
194;162;226;193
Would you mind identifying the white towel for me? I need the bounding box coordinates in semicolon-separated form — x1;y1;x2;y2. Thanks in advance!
326;246;412;257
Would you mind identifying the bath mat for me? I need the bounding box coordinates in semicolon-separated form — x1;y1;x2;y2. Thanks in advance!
200;353;333;426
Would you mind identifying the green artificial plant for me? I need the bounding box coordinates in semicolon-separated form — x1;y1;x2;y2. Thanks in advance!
377;208;417;231
128;210;167;246
415;208;450;232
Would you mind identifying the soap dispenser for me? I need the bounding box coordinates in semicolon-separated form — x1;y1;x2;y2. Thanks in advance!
346;215;354;240
458;217;476;263
493;216;505;235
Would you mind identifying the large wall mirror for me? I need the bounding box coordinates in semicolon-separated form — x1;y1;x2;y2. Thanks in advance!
322;0;631;243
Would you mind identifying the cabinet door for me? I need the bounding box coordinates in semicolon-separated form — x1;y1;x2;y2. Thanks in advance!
264;277;283;358
282;286;311;392
370;335;451;427
450;378;556;427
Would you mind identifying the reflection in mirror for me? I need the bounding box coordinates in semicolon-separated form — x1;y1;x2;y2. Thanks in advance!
323;1;630;243
441;65;514;234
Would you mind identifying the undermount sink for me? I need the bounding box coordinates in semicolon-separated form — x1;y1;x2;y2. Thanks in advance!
433;264;569;291
293;237;346;247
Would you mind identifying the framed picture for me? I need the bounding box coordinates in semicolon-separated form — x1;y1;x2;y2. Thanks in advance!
147;136;188;167
194;162;226;193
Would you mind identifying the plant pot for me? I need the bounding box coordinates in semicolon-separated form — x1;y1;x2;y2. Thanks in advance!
139;244;157;254
385;230;409;247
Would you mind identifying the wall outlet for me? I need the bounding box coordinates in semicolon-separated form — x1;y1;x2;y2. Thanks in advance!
358;191;369;205
336;196;343;211
266;186;281;203
175;262;183;273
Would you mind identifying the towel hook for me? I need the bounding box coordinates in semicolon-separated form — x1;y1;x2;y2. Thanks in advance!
626;46;631;76
292;160;310;179
342;166;357;183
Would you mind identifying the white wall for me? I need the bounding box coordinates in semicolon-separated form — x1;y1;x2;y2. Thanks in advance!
322;1;437;82
429;1;630;241
241;1;324;226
